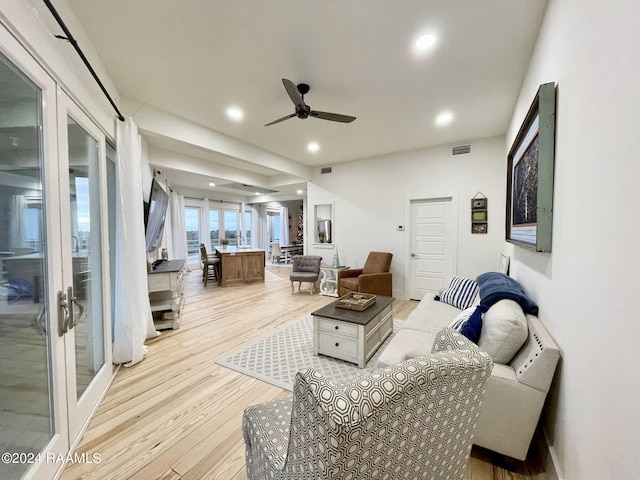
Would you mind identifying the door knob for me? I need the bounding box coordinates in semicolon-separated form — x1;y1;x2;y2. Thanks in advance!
411;253;416;257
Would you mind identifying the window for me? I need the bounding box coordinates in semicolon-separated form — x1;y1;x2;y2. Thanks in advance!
267;210;280;244
185;207;200;263
245;212;252;244
25;201;42;252
209;207;251;247
224;210;238;244
209;209;219;246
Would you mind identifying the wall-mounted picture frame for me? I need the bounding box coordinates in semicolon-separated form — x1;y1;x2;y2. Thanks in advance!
472;211;487;222
472;223;488;234
506;82;556;252
471;194;488;234
472;198;487;209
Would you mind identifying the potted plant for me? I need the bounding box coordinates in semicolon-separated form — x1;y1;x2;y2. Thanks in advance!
220;239;229;249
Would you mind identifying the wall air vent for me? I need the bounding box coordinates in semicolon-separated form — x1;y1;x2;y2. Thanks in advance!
452;145;471;156
320;166;333;174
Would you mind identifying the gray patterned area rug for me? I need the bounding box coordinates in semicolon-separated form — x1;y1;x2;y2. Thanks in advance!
217;315;403;391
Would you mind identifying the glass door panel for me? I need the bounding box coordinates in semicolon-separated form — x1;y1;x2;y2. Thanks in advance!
66;117;104;399
185;207;200;265
0;32;68;480
224;210;239;245
57;94;112;442
209;209;219;247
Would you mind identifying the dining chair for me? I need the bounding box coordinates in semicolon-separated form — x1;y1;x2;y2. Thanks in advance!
199;243;220;286
271;243;283;264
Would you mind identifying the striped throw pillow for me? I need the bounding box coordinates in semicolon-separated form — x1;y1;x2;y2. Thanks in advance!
439;275;479;310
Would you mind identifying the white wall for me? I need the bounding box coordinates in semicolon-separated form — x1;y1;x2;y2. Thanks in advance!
1;0;118;138
307;136;507;299
506;1;640;478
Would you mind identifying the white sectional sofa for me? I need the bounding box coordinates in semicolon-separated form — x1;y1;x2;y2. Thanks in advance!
376;286;560;460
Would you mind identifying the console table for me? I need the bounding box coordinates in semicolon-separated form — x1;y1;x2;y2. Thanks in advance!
148;259;186;330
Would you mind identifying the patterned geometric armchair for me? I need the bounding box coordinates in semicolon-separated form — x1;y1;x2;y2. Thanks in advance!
242;328;493;480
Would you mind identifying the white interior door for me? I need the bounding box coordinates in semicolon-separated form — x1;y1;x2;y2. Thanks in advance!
409;198;455;300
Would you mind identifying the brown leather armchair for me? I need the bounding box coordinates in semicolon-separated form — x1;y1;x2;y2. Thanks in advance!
338;251;393;297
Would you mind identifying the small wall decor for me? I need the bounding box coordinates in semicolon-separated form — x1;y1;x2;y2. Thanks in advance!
506;82;556;252
471;192;488;234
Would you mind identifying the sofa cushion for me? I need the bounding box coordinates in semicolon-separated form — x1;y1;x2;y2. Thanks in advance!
339;276;359;292
375;329;437;367
478;299;528;363
403;296;461;332
439;275;479;310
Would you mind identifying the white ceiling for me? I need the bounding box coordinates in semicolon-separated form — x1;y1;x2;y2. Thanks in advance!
66;0;548;199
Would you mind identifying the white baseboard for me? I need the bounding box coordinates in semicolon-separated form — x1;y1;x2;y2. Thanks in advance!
542;430;565;480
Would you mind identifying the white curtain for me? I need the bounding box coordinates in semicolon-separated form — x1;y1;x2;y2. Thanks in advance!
199;198;211;251
170;190;187;260
113;117;159;366
279;206;289;246
254;204;267;249
8;195;27;251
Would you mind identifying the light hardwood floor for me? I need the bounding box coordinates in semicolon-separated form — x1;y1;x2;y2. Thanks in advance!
61;266;548;480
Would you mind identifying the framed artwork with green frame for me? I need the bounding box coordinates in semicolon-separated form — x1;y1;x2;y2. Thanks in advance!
506;82;556;252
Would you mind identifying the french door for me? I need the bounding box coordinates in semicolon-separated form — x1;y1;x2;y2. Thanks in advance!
57;92;113;442
0;24;112;480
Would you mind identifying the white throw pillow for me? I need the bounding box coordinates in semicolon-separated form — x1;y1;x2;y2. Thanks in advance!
478;299;528;364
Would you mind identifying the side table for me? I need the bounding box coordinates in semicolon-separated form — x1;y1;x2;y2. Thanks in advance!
148;259;186;330
319;265;349;297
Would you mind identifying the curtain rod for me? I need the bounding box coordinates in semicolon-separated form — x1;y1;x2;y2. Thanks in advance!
43;0;125;122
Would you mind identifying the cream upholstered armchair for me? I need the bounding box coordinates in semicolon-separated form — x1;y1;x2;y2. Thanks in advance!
242;328;493;480
338;251;393;297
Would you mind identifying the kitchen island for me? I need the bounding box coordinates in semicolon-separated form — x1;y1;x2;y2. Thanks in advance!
214;246;265;287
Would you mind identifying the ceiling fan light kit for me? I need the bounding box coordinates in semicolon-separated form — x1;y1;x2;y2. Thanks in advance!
265;78;356;126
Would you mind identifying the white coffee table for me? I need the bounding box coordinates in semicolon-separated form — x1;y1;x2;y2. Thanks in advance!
311;296;394;368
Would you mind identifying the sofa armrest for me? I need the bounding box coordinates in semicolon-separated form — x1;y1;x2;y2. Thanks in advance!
358;272;392;296
510;314;560;392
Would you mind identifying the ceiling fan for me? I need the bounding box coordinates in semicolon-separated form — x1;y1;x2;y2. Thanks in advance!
265;78;356;126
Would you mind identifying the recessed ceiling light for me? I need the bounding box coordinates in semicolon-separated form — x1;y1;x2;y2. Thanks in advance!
209;182;216;187
296;189;303;195
307;142;320;153
226;106;244;121
435;110;454;127
415;33;437;52
255;192;261;196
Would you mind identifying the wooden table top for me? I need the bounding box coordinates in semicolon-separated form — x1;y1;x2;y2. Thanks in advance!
311;295;394;325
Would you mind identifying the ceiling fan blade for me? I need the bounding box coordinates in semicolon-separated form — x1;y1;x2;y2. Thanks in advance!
282;78;307;110
309;110;356;123
264;112;297;126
